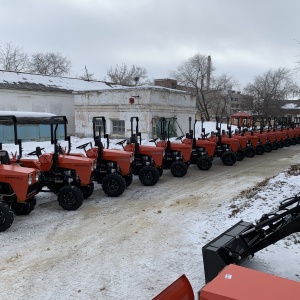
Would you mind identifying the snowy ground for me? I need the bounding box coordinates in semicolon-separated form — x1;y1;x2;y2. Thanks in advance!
0;123;300;300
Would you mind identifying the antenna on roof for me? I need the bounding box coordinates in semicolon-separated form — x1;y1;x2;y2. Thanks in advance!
85;66;90;81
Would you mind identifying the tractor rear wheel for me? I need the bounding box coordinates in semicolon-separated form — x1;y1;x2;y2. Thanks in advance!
0;202;14;232
245;146;255;158
170;161;188;177
57;186;83;211
196;156;212;170
102;173;126;197
123;173;133;187
13;197;36;215
80;182;94;199
139;166;159;186
221;151;236;166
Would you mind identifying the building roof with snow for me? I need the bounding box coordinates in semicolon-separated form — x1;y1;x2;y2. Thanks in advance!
0;70;123;93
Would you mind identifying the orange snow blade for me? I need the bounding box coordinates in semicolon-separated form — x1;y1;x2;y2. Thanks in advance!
152;275;194;300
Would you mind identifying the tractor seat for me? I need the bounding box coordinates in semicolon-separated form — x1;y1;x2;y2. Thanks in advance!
0;150;11;164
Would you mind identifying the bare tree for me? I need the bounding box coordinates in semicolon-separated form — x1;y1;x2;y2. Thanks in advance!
29;52;71;76
242;67;299;116
105;63;148;85
79;66;95;81
0;42;29;72
170;54;235;121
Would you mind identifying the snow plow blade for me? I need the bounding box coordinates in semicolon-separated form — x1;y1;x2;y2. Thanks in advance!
202;220;254;283
152;274;194;300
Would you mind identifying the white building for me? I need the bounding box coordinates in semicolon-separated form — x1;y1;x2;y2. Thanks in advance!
0;70;196;140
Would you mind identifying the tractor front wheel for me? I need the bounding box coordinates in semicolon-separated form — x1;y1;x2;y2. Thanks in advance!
264;143;273;152
57;186;84;211
80;182;94;199
196;156;212;170
256;145;265;155
123;173;133;187
13;197;36;215
139;166;160;186
221;151;236;166
245;146;255;158
102;173;126;197
0;202;14;232
170;161;188;177
236;148;245;161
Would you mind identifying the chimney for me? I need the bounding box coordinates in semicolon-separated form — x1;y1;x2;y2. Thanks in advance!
207;56;211;90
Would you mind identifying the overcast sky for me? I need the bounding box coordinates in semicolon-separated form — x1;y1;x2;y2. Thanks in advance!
1;0;300;89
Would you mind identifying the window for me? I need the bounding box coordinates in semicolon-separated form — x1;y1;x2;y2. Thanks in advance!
112;120;125;135
94;119;103;136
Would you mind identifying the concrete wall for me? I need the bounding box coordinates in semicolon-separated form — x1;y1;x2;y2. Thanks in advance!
0;89;75;135
74;86;196;139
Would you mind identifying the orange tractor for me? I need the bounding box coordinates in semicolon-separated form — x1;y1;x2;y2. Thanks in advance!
9;115;96;210
205;117;239;166
153;193;300;299
180;117;215;170
115;117;164;186
0;116;40;231
72;116;134;196
149;117;191;177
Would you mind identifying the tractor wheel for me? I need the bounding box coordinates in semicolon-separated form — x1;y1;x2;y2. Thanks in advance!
236;148;245;161
123;173;133;187
102;173;126;197
277;141;284;148
196;156;212;170
291;138;297;145
13;197;36;215
221;151;236;166
255;145;265;155
245;146;255;158
0;202;14;232
57;185;84;211
139;166;160;186
170;161;188;177
272;142;279;150
264;143;273;152
284;139;291;147
158;167;164;177
80;182;94;199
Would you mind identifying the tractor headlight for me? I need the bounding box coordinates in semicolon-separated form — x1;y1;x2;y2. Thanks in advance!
35;171;40;182
92;160;97;171
28;173;33;185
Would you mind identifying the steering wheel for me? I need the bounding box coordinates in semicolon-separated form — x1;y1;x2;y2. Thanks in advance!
27;148;44;156
115;139;127;146
149;138;158;143
76;142;90;149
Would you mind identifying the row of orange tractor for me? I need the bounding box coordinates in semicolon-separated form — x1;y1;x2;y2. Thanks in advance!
1;114;300;299
0;114;299;233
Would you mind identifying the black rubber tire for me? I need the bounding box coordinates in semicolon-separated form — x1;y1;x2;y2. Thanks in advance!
80;182;94;199
221;151;237;166
272;142;279;150
236;148;245;161
13;197;36;215
196;156;212;170
284;139;291;147
123;173;133;187
0;202;14;232
245;146;255;158
170;161;188;177
57;185;84;211
102;173;126;197
256;144;265;155
158;167;164;177
278;141;284;148
264;143;273;152
139;166;160;186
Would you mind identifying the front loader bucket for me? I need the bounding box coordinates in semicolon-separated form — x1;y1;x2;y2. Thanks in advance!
152;274;194;300
202;220;253;283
